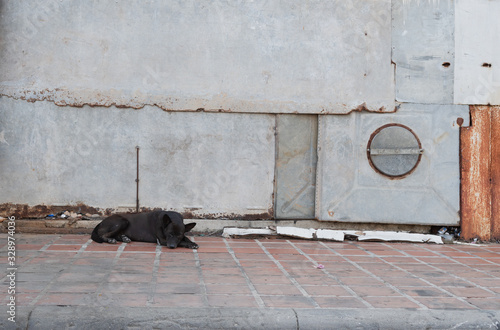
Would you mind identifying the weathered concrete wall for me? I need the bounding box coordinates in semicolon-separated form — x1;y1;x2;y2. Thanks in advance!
0;0;498;231
455;0;500;105
0;97;275;217
0;0;394;114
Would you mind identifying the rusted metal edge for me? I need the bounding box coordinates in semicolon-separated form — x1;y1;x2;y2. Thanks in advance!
0;88;397;115
490;107;500;239
460;106;492;241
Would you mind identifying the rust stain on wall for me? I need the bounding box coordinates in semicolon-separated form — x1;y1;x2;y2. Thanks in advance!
0;203;105;219
460;106;500;241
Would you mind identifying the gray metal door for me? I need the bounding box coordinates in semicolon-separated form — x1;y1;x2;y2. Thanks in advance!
275;115;318;219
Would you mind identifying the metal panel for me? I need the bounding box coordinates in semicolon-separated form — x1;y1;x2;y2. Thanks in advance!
0;0;394;114
0;97;275;217
455;0;500;105
316;103;469;225
275;115;317;219
392;0;455;104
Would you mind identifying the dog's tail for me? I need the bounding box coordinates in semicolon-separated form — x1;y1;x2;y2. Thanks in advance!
91;223;104;243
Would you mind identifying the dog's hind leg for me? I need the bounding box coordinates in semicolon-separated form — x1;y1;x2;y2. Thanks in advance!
97;215;130;244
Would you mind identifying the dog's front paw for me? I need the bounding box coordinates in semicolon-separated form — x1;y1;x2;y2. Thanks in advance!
188;243;199;249
106;238;117;244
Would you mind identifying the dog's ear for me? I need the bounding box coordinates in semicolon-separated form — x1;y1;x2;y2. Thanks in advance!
184;222;196;232
161;213;172;225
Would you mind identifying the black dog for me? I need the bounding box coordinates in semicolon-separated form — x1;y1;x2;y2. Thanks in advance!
91;211;198;249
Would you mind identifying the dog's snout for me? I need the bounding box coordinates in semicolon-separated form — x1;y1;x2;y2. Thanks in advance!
167;244;176;249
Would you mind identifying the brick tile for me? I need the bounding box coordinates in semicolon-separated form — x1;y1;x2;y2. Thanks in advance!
302;285;352;296
470;278;500;287
334;249;370;256
105;293;149;307
100;282;150;294
84;244;121;252
46;245;82;251
369;250;405;256
36;293;91;306
111;264;154;273
262;296;317;308
247;275;292;284
73;257;117;266
345;256;378;263
294;275;340;286
442;286;496;298
363;296;420;309
155;283;202;294
80;252;118;258
231;248;264;254
57;272;108;282
152;294;206;307
398;286;451;297
241;267;283;276
425;277;474;287
467;298;500;310
156;274;200;284
266;248;301;255
203;275;247;284
414;297;475;309
47;282;100;293
415;257;457;264
208;295;259;308
381;277;428;287
194;247;228;253
271;254;308;261
440;252;472;258
314;296;367;308
201;267;244;276
233;253;270;260
14;293;40;306
108;273;153;283
253;284;302;296
205;284;252;295
404;250;439;257
298;248;335;255
17;273;57;282
194;237;225;242
14;281;50;293
380;257;420;264
337;276;384;286
158;266;201;274
458;258;493;265
16;244;45;250
349;286;402;297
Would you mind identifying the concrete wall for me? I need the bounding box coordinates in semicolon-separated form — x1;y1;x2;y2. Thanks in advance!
1;0;499;226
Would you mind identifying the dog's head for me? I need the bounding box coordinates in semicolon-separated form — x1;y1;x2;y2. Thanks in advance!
162;212;196;249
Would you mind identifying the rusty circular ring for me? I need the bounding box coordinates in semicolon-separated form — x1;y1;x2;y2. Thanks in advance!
366;123;423;179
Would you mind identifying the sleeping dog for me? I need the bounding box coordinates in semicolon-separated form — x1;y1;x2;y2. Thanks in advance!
91;210;198;249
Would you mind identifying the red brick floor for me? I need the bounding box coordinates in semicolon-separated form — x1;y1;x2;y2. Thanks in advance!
1;234;500;310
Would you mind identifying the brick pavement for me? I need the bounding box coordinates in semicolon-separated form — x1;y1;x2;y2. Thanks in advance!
2;234;500;311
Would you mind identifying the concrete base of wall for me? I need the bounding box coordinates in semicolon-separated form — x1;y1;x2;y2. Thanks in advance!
1;217;433;236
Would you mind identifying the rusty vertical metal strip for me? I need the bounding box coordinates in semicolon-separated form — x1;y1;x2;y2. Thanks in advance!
136;146;140;213
460;106;491;240
490;107;500;239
